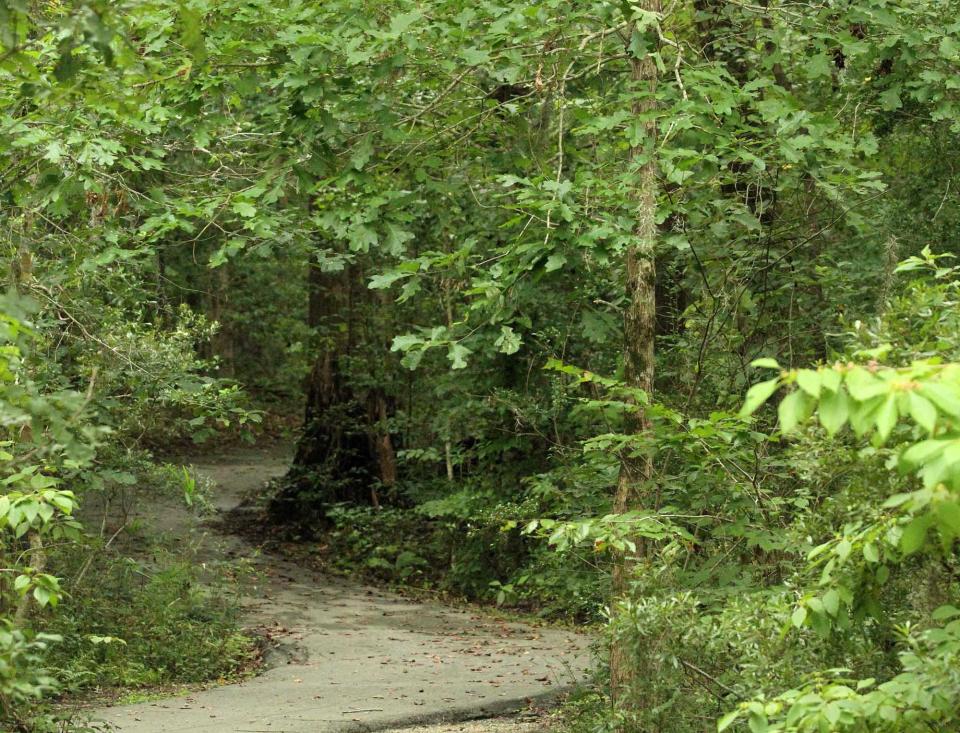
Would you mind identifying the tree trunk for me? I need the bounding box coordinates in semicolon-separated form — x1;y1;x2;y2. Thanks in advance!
270;257;381;525
209;263;235;378
610;3;661;721
370;387;397;508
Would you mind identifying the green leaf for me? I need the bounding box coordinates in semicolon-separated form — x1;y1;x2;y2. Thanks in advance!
400;350;423;370
796;370;821;398
937;501;960;534
863;542;879;563
748;710;768;733
908;392;938;434
740;377;780;417
931;605;960;621
836;539;852;562
900;517;929;555
805;52;833;79
751;358;780;370
846;368;886;402
391;334;423;352
369;271;410;290
495;326;521;355
821;369;842;393
901;439;947;468
939;36;959;59
34;585;51;607
545;254;567;272
778;389;813;433
818;388;849;436
448;343;471;370
232;201;257;218
461;47;491;66
791;606;807;628
875;395;899;443
879;84;902;111
822;589;840;617
179;3;207;65
920;383;960;417
390;10;422;35
717;710;740;732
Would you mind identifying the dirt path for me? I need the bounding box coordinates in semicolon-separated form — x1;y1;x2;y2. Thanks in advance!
92;448;592;732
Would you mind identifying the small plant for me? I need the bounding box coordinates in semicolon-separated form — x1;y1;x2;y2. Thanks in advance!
180;466;197;508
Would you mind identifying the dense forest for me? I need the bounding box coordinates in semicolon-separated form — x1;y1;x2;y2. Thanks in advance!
2;0;960;731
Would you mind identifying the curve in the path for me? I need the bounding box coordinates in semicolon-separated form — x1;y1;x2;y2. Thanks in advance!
93;450;592;733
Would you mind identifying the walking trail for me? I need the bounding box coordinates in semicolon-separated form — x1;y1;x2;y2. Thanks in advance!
92;447;592;732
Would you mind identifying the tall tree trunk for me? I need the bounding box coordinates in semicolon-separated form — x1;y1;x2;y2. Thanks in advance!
610;2;661;722
271;256;380;525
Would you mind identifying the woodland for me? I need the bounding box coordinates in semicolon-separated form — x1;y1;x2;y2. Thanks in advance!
2;0;960;731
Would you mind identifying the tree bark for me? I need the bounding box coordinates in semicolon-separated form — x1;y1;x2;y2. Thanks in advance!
209;263;235;378
271;257;380;524
610;3;661;721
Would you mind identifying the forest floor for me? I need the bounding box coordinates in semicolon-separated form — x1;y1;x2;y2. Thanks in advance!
87;446;592;732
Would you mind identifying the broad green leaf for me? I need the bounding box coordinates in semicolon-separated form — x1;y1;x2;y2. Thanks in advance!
908;392;938;434
448;343;471;370
940;36;960;59
836;539;852;562
740;377;780;417
931;605;960;620
179;3;207;64
849;396;885;437
796;369;821;398
391;334;423;352
34;585;51;607
920;383;960;417
818;388;849;436
461;47;490;65
495;326;521;355
820;369;842;393
845;368;886;402
778;389;814;433
717;710;740;732
900;517;929;555
545;254;567;272
232;201;257;218
822;590;840;617
875;395;899;443
748;710;768;733
369;271;410;290
901;439;948;468
791;606;807;628
937;501;960;534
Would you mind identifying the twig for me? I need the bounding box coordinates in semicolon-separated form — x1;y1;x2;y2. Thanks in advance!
679;658;740;698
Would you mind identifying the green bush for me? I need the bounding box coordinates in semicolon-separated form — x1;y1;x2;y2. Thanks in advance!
48;551;256;692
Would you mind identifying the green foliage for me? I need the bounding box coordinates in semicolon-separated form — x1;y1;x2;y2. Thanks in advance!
4;0;960;730
0;622;60;709
48;552;255;691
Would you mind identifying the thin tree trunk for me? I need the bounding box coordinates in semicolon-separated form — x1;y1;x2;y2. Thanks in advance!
14;533;46;627
209;263;235;377
610;2;661;720
371;389;396;508
442;277;456;483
